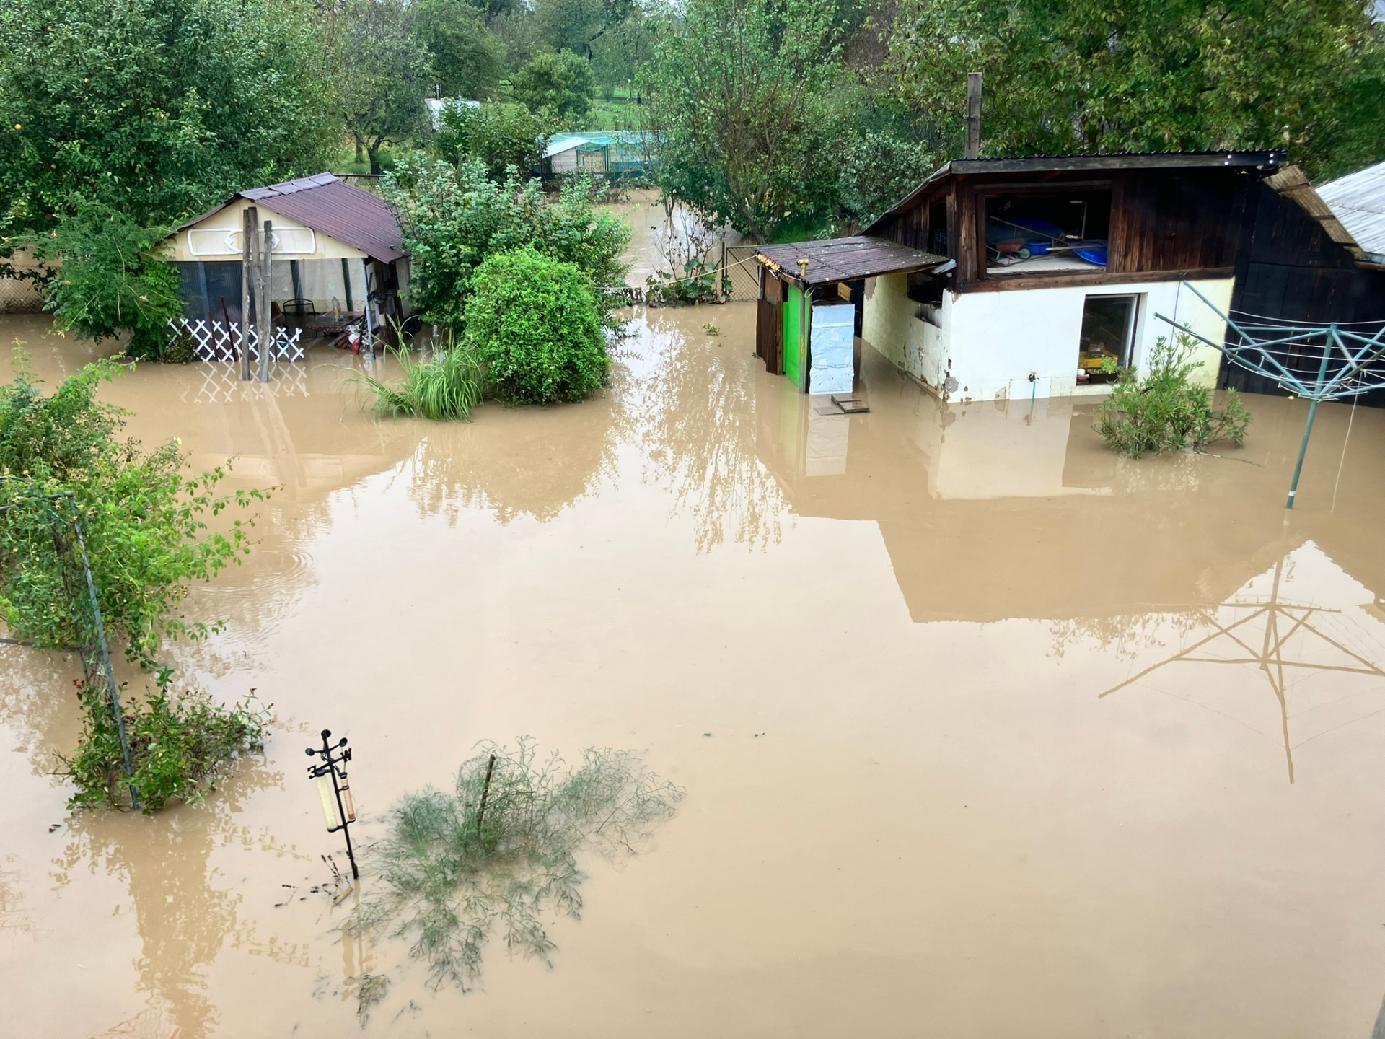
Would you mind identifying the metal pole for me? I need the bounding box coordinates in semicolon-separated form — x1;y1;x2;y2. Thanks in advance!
1284;331;1335;510
67;499;139;810
259;219;273;383
240;208;255;381
361;260;375;357
322;730;360;879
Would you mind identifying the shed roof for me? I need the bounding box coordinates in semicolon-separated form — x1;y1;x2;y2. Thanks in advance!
179;173;406;263
867;150;1285;234
755;236;947;286
1317;160;1385;265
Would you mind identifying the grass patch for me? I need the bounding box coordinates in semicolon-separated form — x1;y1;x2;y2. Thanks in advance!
359;336;484;421
353;738;683;990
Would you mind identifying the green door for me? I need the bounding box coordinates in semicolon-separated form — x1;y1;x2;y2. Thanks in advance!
783;283;803;389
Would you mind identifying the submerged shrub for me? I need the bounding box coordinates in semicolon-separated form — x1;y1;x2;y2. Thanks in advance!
64;679;269;811
1096;335;1252;458
360;333;483;421
464;247;608;405
354;738;683;990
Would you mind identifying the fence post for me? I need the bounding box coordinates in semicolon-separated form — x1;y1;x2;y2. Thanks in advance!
241;207;255;381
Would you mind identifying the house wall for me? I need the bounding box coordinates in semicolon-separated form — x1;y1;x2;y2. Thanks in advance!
165;197;370;262
864;275;1233;402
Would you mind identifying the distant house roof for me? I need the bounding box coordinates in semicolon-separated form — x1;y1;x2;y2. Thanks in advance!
1317;161;1385;265
867;150;1285;234
755;236;948;286
179;173;406;263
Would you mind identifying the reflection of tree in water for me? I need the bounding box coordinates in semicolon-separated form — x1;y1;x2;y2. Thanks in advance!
624;312;785;552
50;761;296;1039
404;403;622;526
1049;610;1203;661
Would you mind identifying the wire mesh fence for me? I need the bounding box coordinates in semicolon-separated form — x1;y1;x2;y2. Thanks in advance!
721;245;762;302
0;275;43;313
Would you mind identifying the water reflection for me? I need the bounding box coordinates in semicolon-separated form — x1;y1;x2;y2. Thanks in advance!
1098;541;1385;783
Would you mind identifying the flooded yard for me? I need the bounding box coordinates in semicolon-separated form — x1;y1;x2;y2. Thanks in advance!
5;234;1385;1035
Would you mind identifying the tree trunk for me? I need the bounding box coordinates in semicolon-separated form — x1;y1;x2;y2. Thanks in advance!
368;142;382;177
354;133;365;164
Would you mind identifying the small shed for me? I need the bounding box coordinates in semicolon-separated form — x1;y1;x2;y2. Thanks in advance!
542;132;655;178
163;173;409;358
753;236;948;394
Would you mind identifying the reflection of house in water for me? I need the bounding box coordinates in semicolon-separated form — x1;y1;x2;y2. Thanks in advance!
752;350;1385;624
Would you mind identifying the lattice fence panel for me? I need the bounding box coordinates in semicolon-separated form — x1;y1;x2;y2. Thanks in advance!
0;276;44;313
169;319;304;363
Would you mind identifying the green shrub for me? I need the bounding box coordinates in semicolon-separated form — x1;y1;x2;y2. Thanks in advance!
1096;335;1252;458
354;738;683;989
64;678;269;810
33;205;183;361
435;101;555;182
464;247;608;405
0;360;259;666
360;333;484;421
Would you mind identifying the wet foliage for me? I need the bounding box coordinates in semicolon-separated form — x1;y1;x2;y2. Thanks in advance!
63;678;269;811
1096;336;1251;459
361;334;484;422
354;739;683;990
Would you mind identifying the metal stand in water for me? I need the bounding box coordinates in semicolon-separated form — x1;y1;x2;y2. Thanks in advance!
306;729;359;879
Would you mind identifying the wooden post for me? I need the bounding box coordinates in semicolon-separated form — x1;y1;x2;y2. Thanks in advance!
361;259;375;356
258;219;273;382
240;207;255;380
965;72;983;159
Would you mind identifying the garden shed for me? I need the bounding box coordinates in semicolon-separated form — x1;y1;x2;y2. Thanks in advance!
759;151;1287;402
162;173;409;359
542;132;655;178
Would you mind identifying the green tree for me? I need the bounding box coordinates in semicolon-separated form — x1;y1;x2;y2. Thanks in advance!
885;0;1385;180
465;247;609;404
0;0;337;237
415;0;507;100
436;101;556;180
533;0;637;59
32;206;184;361
380;156;629;331
511;50;596;121
328;0;434;175
643;0;846;240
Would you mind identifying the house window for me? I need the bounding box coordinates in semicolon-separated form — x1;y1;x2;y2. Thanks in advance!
1077;294;1138;384
983;188;1111;276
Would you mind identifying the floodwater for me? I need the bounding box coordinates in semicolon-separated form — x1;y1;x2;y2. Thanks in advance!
6;213;1385;1038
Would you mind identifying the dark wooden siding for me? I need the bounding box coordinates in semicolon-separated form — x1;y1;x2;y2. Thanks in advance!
1224;180;1385;402
1107;170;1248;274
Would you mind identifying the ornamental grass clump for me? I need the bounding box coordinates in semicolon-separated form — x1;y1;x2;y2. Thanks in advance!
354;738;683;990
360;332;484;421
464;247;609;405
1096;335;1251;458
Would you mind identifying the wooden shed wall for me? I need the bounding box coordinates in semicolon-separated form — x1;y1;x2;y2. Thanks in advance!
1224;180;1385;402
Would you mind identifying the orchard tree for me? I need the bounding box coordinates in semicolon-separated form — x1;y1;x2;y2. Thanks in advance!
0;0;337;237
415;0;507;100
644;0;846;240
436;102;556;180
328;0;434;175
885;0;1385;179
533;0;637;60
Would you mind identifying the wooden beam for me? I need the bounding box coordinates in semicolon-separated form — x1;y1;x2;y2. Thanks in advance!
240;207;255;381
961;266;1236;294
965;73;982;159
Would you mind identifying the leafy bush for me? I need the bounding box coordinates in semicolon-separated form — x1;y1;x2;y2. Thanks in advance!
510;50;594;121
381;156;630;333
436;101;556;182
0;360;259;666
1096;335;1252;458
33;206;183;360
65;678;269;810
464;247;608;405
360;334;484;421
354;738;683;989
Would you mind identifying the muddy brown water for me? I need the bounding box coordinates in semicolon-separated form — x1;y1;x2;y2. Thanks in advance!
5;220;1385;1036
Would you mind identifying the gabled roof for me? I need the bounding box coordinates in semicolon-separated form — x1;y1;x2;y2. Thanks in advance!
866;150;1285;234
1317;160;1385;265
179;173;406;263
755;236;947;286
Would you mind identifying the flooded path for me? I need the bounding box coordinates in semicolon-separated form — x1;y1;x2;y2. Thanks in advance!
5;250;1385;1035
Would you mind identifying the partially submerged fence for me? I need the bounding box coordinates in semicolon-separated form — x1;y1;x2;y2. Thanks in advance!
721;244;762;302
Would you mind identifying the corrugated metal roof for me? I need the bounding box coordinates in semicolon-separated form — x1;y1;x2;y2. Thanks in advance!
176;173;406;263
867;150;1284;234
1265;165;1367;264
755;236;947;285
1317;161;1385;264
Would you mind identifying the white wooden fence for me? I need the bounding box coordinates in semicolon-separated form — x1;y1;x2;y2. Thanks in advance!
168;319;304;363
